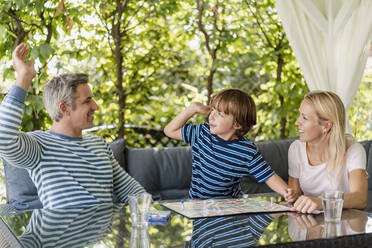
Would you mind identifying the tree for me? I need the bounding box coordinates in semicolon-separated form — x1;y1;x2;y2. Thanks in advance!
241;0;307;139
0;0;76;131
81;0;179;139
195;0;234;102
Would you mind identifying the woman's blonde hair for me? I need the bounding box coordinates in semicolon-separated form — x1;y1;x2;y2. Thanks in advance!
304;90;354;180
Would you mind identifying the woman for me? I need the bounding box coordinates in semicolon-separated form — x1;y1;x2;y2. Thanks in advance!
287;90;367;213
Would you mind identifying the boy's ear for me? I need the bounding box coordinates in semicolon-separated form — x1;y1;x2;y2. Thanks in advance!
233;122;242;130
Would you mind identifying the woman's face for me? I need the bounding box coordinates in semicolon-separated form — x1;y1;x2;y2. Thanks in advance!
295;100;325;144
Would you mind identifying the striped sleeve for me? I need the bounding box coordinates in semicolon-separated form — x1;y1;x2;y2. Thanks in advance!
0;85;41;169
247;147;275;183
181;123;200;146
109;145;145;203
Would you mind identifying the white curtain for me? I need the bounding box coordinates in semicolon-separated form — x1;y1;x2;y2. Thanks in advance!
276;0;372;124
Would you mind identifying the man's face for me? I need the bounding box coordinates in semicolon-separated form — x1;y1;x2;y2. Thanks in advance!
68;84;99;131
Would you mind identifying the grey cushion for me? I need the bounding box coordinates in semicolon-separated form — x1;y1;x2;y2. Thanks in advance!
3;159;42;210
367;190;372;212
126;147;192;200
160;189;189;200
109;138;127;171
365;141;372;191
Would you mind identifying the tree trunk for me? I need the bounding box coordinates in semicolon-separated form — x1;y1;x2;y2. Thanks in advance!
207;69;216;104
114;37;126;139
276;53;287;139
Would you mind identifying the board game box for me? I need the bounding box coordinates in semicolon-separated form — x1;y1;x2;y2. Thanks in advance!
161;197;291;219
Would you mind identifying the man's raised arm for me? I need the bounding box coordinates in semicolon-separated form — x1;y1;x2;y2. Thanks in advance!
12;43;36;90
0;43;39;168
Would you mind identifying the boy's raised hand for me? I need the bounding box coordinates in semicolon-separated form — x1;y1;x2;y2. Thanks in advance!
12;43;36;90
164;102;211;140
191;102;211;115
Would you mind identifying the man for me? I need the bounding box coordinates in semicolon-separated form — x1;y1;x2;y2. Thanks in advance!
0;43;145;208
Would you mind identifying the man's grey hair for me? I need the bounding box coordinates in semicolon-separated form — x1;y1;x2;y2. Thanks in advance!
43;73;89;121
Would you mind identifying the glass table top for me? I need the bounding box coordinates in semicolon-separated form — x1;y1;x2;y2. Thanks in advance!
0;197;371;247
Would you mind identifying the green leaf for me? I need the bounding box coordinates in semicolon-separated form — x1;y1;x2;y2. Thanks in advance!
15;0;25;9
39;43;53;60
30;46;39;60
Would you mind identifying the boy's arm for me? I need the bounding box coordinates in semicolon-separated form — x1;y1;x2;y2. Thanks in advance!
287;176;303;203
164;102;210;140
264;174;289;198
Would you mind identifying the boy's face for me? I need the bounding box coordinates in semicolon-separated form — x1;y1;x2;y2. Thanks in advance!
208;107;242;141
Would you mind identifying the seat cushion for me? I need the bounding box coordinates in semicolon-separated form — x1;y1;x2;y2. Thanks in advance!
109;138;127;171
126;147;192;200
364;140;372;191
160;189;189;200
3;159;42;210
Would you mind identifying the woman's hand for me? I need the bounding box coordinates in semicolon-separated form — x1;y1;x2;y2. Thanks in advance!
289;212;319;229
291;195;322;213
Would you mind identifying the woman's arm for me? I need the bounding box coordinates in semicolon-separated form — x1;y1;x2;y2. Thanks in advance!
291;169;368;213
343;169;368;209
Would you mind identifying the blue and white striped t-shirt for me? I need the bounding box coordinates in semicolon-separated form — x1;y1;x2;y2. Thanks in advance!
0;86;145;208
182;122;275;199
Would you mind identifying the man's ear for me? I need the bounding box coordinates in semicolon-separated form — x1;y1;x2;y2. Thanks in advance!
59;101;71;116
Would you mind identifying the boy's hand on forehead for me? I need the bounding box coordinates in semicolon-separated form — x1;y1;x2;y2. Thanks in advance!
191;102;211;115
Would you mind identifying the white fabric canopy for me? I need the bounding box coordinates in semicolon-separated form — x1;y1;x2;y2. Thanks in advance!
276;0;372;116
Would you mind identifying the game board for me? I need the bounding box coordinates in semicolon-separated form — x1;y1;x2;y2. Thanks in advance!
161;197;291;219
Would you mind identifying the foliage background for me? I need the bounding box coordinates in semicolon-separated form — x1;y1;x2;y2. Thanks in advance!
0;0;370;144
0;0;371;243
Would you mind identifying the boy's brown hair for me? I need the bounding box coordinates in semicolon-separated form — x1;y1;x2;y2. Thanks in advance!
209;88;256;137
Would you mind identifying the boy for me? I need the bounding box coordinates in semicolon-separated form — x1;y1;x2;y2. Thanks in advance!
164;88;291;199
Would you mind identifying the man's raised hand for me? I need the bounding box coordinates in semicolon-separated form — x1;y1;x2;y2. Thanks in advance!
12;43;36;90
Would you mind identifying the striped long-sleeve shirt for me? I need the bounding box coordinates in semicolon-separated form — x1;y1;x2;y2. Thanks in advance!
0;85;145;208
19;204;117;248
182;123;275;199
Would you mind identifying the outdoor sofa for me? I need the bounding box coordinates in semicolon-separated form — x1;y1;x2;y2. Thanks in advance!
3;138;372;211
